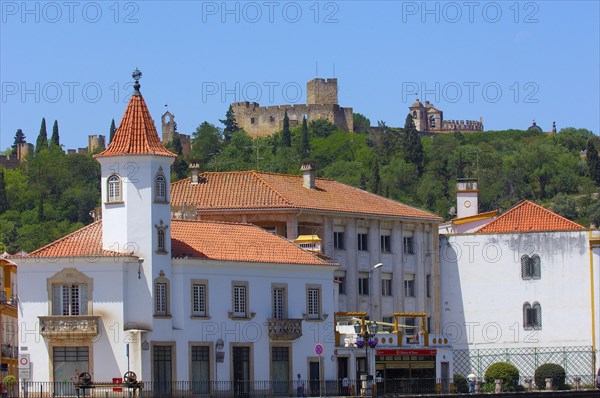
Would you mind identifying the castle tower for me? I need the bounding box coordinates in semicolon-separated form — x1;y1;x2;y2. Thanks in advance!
94;69;177;328
409;98;428;132
456;178;478;218
88;135;106;153
162;111;175;143
307;78;338;105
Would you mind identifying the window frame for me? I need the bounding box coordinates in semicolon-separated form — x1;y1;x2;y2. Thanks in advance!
154;172;167;203
380;233;391;253
191;279;208;318
232;281;249;319
107;174;122;203
334;271;346;295
154;270;170;318
404;274;415;298
306;284;322;320
47;268;93;317
334;231;345;250
358;273;369;296
523;301;542;330
521;254;542;280
271;283;288;319
381;273;392;297
403;236;415;255
357;233;368;251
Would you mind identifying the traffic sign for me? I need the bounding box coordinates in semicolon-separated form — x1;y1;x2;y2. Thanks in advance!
19;354;30;368
315;343;323;356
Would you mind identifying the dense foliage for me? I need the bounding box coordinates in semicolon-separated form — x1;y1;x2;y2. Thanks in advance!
484;362;520;392
1;111;598;253
534;363;566;390
453;373;469;393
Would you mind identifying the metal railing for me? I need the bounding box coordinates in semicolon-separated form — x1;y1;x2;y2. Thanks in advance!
10;378;455;397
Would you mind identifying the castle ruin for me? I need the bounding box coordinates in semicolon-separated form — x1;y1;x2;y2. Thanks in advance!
161;111;191;157
409;99;483;133
231;78;353;138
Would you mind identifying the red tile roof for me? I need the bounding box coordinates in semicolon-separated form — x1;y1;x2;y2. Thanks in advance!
95;94;176;158
476;200;586;233
18;220;331;265
25;221;127;258
171;220;332;265
171;171;441;221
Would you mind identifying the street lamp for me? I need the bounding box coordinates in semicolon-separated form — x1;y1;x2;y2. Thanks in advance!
368;263;383;318
354;320;379;396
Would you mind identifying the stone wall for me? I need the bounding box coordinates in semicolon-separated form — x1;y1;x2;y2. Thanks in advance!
231;101;353;137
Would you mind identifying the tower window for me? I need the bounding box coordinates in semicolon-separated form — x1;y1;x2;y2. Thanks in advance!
107;175;121;202
155;173;167;202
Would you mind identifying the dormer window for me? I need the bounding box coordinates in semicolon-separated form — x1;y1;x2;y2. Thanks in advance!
155;171;167;202
107;175;122;202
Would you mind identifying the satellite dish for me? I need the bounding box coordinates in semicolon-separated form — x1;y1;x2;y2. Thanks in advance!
448;207;456;216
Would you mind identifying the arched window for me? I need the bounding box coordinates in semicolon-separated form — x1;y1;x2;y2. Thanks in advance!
154;270;170;317
155;173;167;202
523;302;542;330
155;220;169;254
521;255;542;280
531;255;541;279
107;175;121;202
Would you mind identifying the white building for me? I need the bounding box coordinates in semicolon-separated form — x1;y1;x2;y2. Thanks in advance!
440;198;599;382
13;75;337;394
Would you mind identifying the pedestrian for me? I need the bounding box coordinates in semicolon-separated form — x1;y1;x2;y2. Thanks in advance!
467;373;476;393
296;373;306;397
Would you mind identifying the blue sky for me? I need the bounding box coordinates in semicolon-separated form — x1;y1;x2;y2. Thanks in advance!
1;1;599;150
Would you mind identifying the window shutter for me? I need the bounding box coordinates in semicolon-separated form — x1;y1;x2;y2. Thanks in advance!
80;284;88;315
532;255;541;279
52;285;61;315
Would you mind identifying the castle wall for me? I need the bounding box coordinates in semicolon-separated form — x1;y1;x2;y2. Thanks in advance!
88;135;106;153
231;102;353;138
306;78;338;105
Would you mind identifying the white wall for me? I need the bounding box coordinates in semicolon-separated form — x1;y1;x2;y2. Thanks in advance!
440;231;593;349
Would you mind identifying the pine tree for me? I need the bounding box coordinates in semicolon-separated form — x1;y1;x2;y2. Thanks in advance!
220;105;239;140
50;120;60;146
587;139;600;185
0;168;8;213
11;129;26;155
282;110;291;147
109;119;117;143
401;114;425;176
299;116;311;160
35;118;48;154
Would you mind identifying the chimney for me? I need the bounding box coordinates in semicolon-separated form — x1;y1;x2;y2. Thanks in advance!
456;178;478;218
189;162;201;185
301;163;315;189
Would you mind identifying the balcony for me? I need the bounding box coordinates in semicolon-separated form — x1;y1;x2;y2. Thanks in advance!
0;291;16;307
267;318;302;341
1;344;17;359
39;316;100;340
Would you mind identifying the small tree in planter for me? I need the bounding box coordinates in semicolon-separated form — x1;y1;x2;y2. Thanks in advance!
2;375;17;398
534;363;566;390
484;362;520;392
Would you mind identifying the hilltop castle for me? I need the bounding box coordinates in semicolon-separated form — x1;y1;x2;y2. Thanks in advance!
231;78;354;138
409;98;483;133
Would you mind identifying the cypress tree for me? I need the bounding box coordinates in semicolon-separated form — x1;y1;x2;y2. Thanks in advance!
11;129;26;155
401;114;425;176
282;110;291;147
109;119;117;143
35;118;48;153
587;139;600;185
370;159;381;194
0;168;8;213
37;194;45;222
50;120;60;146
300;116;310;159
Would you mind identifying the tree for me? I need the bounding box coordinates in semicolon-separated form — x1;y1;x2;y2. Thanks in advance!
109;119;117;143
37;194;45;222
35;118;48;153
0;168;8;213
50;120;60;147
586;139;600;185
299;116;311;160
190;122;223;164
11;129;26;155
370;159;380;194
353;113;371;132
309;119;337;138
401;114;425;176
220;105;239;140
281;110;291;147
